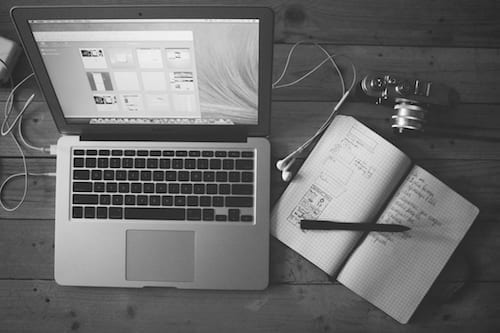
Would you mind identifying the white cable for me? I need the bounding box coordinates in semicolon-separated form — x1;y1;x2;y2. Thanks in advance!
272;40;346;93
0;61;54;211
274;41;358;180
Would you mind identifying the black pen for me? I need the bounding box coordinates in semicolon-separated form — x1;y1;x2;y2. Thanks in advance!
300;220;411;232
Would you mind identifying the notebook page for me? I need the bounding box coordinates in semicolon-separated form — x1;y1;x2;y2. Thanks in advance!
337;165;479;324
271;116;412;275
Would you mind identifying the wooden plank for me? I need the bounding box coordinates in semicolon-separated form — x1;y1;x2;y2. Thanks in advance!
1;0;500;47
1;215;499;282
1;101;500;159
0;280;498;332
3;45;500;103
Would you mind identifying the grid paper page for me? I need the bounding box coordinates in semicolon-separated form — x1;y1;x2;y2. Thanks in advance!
271;116;412;275
337;165;479;324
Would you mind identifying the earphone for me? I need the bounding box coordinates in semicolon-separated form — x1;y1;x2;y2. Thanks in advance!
273;41;357;181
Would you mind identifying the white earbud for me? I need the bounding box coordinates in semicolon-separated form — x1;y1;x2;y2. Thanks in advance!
276;153;299;182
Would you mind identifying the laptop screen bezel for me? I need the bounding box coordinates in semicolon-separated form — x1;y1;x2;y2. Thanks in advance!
11;6;273;140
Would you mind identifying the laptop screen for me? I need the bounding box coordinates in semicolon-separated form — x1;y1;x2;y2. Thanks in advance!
28;18;260;126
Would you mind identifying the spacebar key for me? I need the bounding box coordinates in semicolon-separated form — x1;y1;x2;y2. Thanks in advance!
124;208;186;220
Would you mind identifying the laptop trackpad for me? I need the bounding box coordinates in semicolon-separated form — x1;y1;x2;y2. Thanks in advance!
126;230;195;282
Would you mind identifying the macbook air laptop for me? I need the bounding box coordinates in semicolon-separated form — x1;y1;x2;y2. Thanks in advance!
12;5;273;289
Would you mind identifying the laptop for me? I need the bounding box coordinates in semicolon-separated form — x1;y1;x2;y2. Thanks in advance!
12;5;273;289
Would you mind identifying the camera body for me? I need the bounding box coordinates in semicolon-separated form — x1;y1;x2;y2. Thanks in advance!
358;73;457;133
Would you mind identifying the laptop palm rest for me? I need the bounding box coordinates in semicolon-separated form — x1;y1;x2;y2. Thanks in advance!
126;230;195;282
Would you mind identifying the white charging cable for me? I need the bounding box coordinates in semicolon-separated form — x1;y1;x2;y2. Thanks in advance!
0;60;55;212
273;41;357;181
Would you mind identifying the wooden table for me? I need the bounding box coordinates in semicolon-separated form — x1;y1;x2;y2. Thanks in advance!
1;0;499;332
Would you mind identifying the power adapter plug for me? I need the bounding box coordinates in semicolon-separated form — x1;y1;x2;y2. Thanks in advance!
0;36;22;84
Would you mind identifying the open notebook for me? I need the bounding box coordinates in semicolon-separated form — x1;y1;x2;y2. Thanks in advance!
271;115;479;324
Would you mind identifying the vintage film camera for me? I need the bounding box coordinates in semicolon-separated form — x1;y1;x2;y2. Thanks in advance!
357;73;458;134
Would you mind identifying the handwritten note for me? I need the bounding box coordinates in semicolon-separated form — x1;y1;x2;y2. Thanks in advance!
271;116;412;275
337;165;479;323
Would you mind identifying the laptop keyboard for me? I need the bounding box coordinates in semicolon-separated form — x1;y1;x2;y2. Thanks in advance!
70;148;255;222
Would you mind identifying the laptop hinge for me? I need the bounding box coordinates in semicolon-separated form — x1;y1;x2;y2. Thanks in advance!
79;126;249;143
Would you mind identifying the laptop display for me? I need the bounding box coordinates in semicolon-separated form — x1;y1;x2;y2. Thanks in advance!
29;18;260;126
12;6;273;290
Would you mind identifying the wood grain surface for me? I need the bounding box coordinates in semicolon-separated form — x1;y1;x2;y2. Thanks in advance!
1;0;499;332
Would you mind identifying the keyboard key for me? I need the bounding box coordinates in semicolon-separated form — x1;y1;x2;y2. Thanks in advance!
147;158;158;168
122;158;134;168
200;196;211;206
73;182;92;192
135;158;146;168
97;207;107;219
232;184;253;195
125;195;136;205
116;170;127;181
174;196;186;206
216;171;228;182
111;149;123;156
91;170;102;180
228;209;240;221
235;160;253;170
86;149;97;156
106;182;117;193
187;208;201;220
156;183;167;193
219;184;230;194
215;214;227;221
85;158;96;168
187;196;198;206
97;158;108;168
112;195;123;205
73;158;84;167
223;159;234;170
137;195;148;205
226;196;253;207
104;170;114;180
118;183;130;193
100;194;111;205
124;208;185;220
94;182;105;192
144;183;155;193
229;172;240;182
73;170;90;180
150;195;161;206
168;183;180;194
241;215;254;222
84;206;95;218
241;172;254;182
162;195;173;206
215;151;226;157
109;207;123;219
209;159;221;169
73;149;84;155
178;171;189;181
72;206;83;218
203;208;215;221
213;196;224;207
73;194;98;204
242;151;254;158
98;149;110;156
